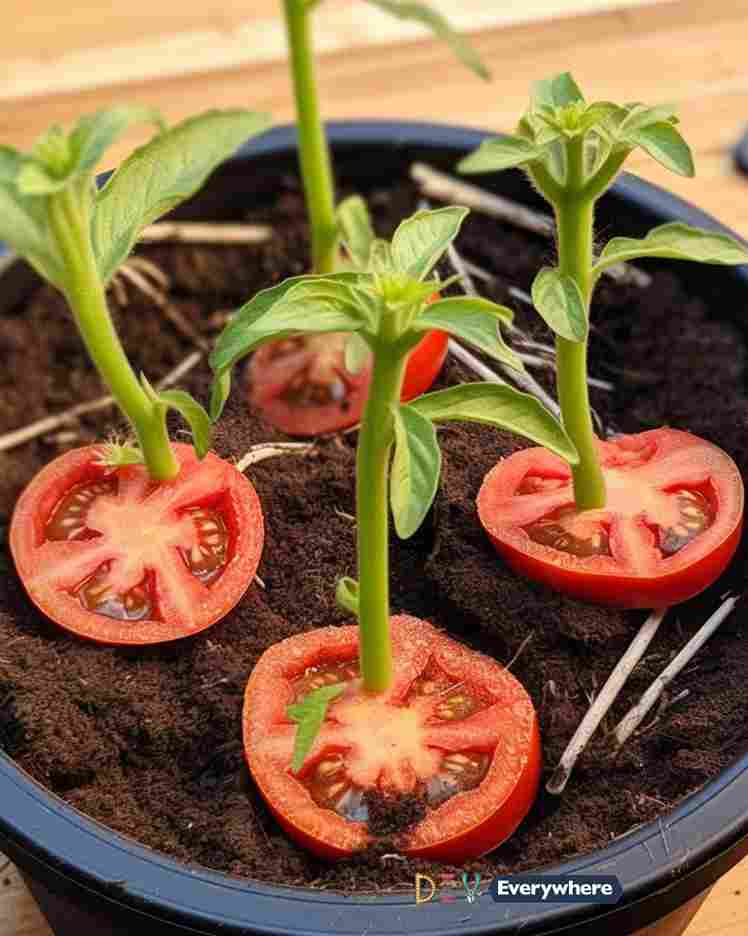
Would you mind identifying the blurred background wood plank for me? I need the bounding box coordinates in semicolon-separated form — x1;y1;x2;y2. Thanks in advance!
2;2;748;935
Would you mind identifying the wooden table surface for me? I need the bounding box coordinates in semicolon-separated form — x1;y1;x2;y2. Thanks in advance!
3;1;748;933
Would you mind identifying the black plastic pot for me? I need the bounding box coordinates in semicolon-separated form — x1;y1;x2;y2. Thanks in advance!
2;121;748;936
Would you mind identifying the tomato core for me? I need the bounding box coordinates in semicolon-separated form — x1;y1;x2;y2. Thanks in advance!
11;444;264;644
245;616;541;862
478;428;743;608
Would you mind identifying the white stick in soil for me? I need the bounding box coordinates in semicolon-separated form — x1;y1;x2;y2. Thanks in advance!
235;442;317;472
140;221;273;245
546;607;668;796
0;350;203;453
411;162;651;289
612;595;740;748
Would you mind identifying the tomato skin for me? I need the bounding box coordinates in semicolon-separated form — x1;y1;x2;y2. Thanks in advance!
244;615;541;863
247;329;448;437
10;444;264;645
477;428;744;608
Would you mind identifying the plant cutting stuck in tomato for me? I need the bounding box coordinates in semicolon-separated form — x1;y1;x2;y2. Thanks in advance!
245;615;541;862
10;443;264;645
247;329;448;436
478;428;743;608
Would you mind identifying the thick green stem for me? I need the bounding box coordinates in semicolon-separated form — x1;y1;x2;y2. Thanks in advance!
49;189;179;480
356;347;407;694
554;137;606;509
283;0;338;275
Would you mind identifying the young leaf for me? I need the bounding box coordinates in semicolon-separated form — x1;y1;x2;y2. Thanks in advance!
532;73;585;111
70;107;165;176
96;442;146;468
417;296;523;371
531;267;588;342
210;277;372;409
209;370;233;424
141;374;211;457
209;273;361;419
93;109;272;283
619;103;678;134
410;383;579;464
458;135;545;175
336;577;360;617
362;0;489;80
287;684;346;774
390;404;442;539
623;122;694;177
593;222;748;275
157;390;212;458
337;195;376;269
344;332;372;375
391;206;469;281
0;149;64;287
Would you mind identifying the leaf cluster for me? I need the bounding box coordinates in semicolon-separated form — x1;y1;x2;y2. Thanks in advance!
457;73;748;343
211;206;578;555
0;107;271;461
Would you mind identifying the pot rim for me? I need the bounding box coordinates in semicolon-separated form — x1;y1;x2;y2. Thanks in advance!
1;119;747;936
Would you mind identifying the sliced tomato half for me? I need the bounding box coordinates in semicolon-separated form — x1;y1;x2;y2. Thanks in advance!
478;428;744;608
10;444;264;644
244;615;541;862
247;329;448;436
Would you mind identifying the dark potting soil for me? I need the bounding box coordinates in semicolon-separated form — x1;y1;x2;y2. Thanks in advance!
1;171;748;892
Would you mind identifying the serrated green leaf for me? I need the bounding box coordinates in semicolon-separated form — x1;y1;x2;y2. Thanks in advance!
158;390;212;458
576;102;622;134
391;207;469;281
210;275;371;406
410;384;578;464
362;0;489;80
288;683;346;774
620;103;678;134
335;577;360;617
0;154;65;287
531;268;588;342
344;332;372;375
624;122;694;177
16;162;70;196
417;296;522;371
532;73;585;111
337;195;376;269
390;404;441;539
70;106;165;175
96;443;145;468
93;109;272;283
458;135;545;175
209;370;233;423
593;222;748;276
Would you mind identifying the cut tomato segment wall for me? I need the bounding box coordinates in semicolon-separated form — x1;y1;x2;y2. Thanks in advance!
247;329;448;436
244;615;541;862
10;443;264;645
478;428;744;608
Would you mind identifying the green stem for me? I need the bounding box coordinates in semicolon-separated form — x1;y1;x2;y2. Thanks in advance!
356;347;407;694
283;0;338;275
554;137;606;510
49;188;179;481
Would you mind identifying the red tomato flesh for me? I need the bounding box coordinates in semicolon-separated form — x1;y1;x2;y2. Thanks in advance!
10;444;264;645
247;329;448;436
244;615;541;862
478;428;743;608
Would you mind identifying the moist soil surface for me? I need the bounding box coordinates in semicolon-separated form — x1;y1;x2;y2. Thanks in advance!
1;171;748;892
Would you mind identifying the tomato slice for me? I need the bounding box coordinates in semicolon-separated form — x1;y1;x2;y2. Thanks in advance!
246;329;448;436
10;444;264;645
244;615;541;862
477;428;744;608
